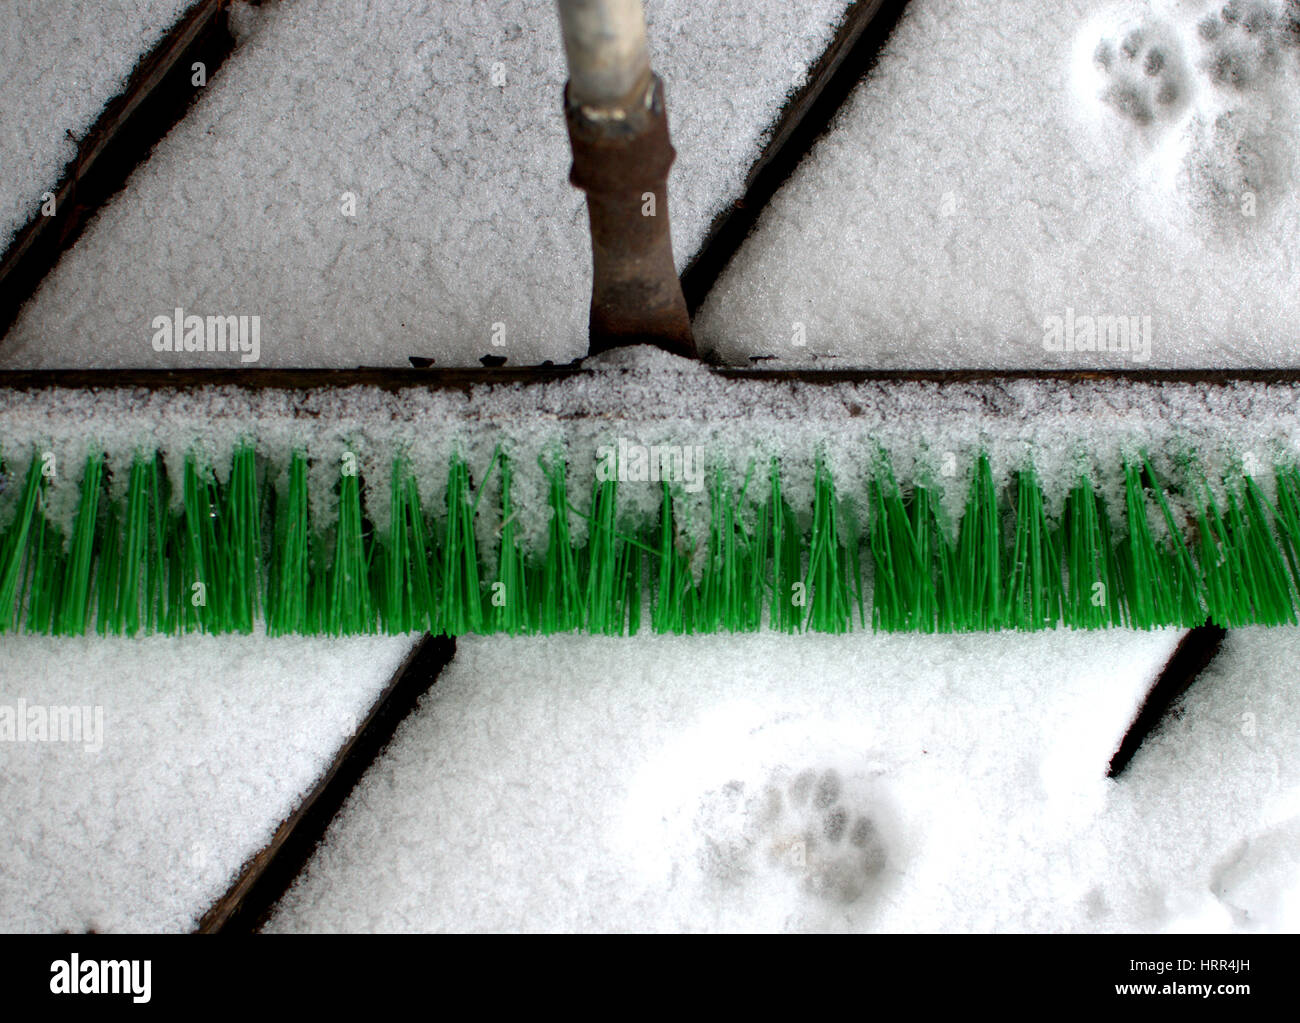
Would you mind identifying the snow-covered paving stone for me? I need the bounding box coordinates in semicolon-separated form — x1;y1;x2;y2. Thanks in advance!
253;627;1297;934
698;0;1300;368
2;0;852;369
1099;627;1300;931
0;0;194;249
0;632;417;932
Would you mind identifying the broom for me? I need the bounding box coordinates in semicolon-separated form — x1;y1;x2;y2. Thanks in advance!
2;1;1300;639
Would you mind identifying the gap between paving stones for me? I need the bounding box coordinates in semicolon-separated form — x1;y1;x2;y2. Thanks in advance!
197;634;455;932
0;0;243;339
1109;624;1229;778
681;0;911;316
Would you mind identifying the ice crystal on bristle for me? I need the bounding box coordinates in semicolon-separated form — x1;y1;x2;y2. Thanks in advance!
2;444;1300;636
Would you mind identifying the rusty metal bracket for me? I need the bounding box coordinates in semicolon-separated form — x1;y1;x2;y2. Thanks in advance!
565;74;696;360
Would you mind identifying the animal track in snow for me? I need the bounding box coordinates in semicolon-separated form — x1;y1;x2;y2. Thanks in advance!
1183;105;1278;214
1092;19;1193;128
1077;2;1300;227
1185;1;1300;221
1210;815;1300;929
698;766;890;907
1197;0;1299;91
761;767;889;904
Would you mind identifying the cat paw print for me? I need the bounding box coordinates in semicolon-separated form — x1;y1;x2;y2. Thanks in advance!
1092;19;1192;127
1182;1;1298;223
695;778;756;887
751;767;888;905
1183;106;1277;216
1197;0;1299;91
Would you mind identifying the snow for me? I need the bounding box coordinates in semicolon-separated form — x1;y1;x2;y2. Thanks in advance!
697;0;1300;368
0;631;417;932
1106;627;1300;930
0;0;194;249
4;363;1299;556
1;0;851;368
260;628;1257;933
2;0;1298;936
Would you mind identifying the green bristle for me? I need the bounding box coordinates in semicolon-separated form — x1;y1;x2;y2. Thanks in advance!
22;502;58;634
652;480;693;634
224;444;261;632
749;468;773;630
0;455;45;631
383;458;433;634
145;454;168;633
161;503;185;635
1199;474;1296;627
380;460;408;633
327;460;375;635
1141;456;1205;627
405;472;438;633
651;482;673;631
1061;476;1123;629
1198;485;1240;626
938;454;1002;632
55;456;103;636
1005;469;1062;631
626;537;651;633
94;494;121;636
1272;466;1300;599
718;469;750;631
841;495;866;630
1119;463;1163;628
267;452;311;636
183;455;221;632
1115;460;1197;629
151;454;172;633
738;464;772;631
439;454;483;635
536;458;582;633
695;468;763;633
768;460;804;633
693;470;727;631
583;474;624;635
1239;478;1296;625
592;475;647;636
108;455;157;637
805;457;853;633
5;440;1300;637
305;525;326;635
562;469;653;635
869;463;937;633
625;524;643;637
489;453;530;635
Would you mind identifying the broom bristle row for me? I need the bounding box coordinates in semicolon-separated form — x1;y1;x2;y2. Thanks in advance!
1;445;1296;636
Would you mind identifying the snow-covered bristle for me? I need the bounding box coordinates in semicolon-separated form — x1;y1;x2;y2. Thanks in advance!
3;362;1300;636
3;361;1299;539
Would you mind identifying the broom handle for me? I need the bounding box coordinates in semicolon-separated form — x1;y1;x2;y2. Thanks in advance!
555;0;653;109
554;0;696;359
